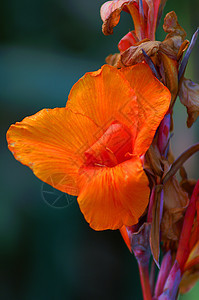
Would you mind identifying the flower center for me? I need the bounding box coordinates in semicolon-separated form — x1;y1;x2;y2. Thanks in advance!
84;122;133;168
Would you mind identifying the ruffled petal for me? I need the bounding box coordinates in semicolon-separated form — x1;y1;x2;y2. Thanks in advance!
121;63;171;156
77;156;149;230
7;108;100;195
67;64;139;145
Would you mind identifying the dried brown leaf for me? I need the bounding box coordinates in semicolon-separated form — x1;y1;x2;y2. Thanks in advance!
121;40;160;66
161;162;189;242
179;78;199;128
105;53;122;67
100;0;134;35
163;11;186;52
145;144;163;177
158;52;178;105
181;179;197;198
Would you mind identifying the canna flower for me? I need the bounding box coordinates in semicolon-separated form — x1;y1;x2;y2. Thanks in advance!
7;63;170;231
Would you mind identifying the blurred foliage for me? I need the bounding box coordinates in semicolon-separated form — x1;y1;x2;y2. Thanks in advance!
0;0;198;299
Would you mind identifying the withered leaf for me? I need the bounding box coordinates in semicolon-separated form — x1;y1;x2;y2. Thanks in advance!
121;40;160;66
161;162;189;242
181;178;196;198
105;53;121;67
100;0;134;35
145;144;163;177
158;52;178;105
163;11;186;52
179;78;199;128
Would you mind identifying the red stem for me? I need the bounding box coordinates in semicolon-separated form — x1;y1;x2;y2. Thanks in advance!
138;262;152;300
176;179;199;271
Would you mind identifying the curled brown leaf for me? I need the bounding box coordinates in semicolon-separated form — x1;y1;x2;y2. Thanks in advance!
163;11;186;53
179;78;199;128
145;144;163;177
100;0;135;35
105;53;122;67
161;162;189;244
121;40;160;66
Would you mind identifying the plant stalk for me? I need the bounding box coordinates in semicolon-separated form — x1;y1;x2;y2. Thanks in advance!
138;262;152;300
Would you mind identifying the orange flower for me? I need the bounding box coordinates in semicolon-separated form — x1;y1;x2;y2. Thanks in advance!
7;63;170;230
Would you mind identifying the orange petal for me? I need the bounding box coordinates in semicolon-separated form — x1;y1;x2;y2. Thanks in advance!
84;122;133;168
121;63;171;156
77;156;149;230
67;64;139;144
120;225;132;252
7;108;100;195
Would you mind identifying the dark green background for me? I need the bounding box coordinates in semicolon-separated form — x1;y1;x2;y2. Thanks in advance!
1;0;198;299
